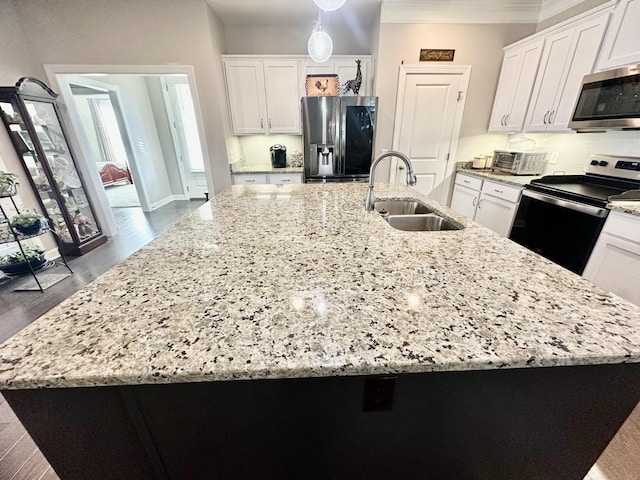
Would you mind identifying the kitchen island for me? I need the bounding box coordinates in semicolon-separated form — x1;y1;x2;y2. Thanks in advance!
1;183;640;480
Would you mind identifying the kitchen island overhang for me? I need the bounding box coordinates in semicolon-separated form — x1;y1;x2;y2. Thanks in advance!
1;183;640;479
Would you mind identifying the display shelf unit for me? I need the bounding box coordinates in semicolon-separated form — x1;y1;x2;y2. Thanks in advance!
0;78;107;256
0;188;73;292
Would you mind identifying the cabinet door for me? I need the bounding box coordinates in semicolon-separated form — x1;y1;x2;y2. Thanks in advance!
475;193;518;237
548;15;609;131
526;29;574;132
224;61;267;134
596;0;640;70
583;233;640;306
268;173;303;185
232;174;268;185
488;40;544;132
450;184;479;219
263;61;301;134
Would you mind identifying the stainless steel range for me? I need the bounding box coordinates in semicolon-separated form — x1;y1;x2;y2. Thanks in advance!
509;154;640;275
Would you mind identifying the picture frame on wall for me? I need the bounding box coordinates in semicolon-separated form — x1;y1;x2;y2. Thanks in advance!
305;74;339;96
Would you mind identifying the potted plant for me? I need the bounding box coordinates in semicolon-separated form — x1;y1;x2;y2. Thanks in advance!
0;171;19;197
0;245;46;275
10;212;44;235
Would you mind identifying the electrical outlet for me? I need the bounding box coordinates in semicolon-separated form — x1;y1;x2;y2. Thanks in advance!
548;151;559;164
363;376;396;411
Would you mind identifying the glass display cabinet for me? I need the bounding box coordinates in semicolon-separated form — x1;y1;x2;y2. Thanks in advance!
0;78;106;255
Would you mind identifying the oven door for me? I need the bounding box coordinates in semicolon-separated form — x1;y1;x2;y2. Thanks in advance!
509;190;608;275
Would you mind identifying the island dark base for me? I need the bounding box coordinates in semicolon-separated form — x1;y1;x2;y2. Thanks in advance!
4;363;640;480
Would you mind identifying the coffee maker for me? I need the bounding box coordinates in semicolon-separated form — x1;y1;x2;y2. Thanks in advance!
270;144;287;168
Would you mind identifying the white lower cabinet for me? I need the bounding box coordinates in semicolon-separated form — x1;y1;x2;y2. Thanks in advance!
267;173;303;185
232;173;303;185
583;211;640;306
232;174;268;185
450;173;523;237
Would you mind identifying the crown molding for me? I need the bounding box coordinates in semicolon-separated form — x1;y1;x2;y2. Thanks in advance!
380;0;600;24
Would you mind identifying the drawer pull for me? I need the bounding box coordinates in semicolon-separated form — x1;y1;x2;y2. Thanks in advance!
463;180;470;184
246;180;255;183
281;179;291;182
494;189;504;194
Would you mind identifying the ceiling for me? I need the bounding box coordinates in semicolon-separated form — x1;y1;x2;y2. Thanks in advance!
206;0;593;25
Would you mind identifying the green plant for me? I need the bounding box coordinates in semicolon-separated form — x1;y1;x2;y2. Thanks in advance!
10;212;43;229
0;171;19;196
0;245;44;266
0;171;19;188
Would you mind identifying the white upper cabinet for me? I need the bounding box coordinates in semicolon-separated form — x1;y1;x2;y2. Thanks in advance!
224;60;268;135
263;61;301;134
488;39;544;133
525;12;609;132
596;0;640;70
224;59;300;135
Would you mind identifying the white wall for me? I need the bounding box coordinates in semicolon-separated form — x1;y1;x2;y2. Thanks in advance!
8;0;231;195
373;22;537;177
508;132;640;174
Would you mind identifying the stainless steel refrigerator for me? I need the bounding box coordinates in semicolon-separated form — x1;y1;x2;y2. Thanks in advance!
302;96;378;183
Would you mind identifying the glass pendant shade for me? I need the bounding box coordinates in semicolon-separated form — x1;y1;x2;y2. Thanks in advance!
307;25;333;63
313;0;347;11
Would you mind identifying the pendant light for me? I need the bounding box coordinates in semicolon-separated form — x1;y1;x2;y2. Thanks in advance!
313;0;347;11
307;21;333;63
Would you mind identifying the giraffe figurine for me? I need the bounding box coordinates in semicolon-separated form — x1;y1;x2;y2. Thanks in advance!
343;59;362;96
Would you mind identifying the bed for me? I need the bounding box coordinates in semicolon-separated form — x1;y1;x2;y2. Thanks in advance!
97;162;132;186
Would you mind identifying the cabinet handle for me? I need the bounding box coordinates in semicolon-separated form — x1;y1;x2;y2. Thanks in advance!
501;114;506;126
548;110;555;124
261;119;264;129
472;197;477;207
269;119;272;129
478;198;484;209
504;114;509;125
543;111;549;124
463;179;470;184
398;165;405;171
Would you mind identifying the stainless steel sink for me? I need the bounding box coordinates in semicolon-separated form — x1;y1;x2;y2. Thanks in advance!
374;199;433;215
384;214;461;231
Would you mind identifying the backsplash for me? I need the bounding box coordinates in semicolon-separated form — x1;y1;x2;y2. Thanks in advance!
229;135;303;170
507;131;640;174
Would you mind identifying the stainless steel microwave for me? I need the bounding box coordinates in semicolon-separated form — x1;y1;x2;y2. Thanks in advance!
491;150;548;176
569;64;640;131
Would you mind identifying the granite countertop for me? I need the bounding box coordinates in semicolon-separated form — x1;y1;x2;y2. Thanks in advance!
1;183;640;390
608;202;640;217
231;165;303;174
456;167;543;186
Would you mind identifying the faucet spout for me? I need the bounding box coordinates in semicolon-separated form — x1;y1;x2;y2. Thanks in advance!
365;151;417;211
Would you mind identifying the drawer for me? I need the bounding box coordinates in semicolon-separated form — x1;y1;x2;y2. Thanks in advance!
268;174;303;185
602;211;640;242
232;174;268;185
455;173;483;191
481;180;522;203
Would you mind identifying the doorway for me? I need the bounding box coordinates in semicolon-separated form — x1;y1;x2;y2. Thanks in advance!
44;65;212;238
390;65;471;204
69;81;140;208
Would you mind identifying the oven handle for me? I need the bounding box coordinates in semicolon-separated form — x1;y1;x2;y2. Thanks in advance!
522;190;608;218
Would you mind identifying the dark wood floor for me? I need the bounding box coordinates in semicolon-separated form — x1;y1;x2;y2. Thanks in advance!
0;201;204;480
0;199;638;479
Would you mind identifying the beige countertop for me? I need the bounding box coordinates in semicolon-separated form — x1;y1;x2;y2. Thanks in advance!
231;165;303;174
1;183;639;390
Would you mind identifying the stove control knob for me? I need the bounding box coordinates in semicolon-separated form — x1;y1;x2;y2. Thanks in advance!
590;160;599;165
599;161;609;167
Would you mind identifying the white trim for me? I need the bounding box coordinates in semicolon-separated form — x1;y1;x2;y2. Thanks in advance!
390;64;471;205
539;0;590;22
160;76;190;198
149;194;190;210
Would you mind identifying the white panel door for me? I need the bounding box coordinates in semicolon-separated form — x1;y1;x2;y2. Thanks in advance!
391;67;470;203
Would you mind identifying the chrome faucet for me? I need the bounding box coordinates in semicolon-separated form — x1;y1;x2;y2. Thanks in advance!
365;151;417;211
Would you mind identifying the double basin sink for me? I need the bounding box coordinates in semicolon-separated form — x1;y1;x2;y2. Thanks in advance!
374;199;461;232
